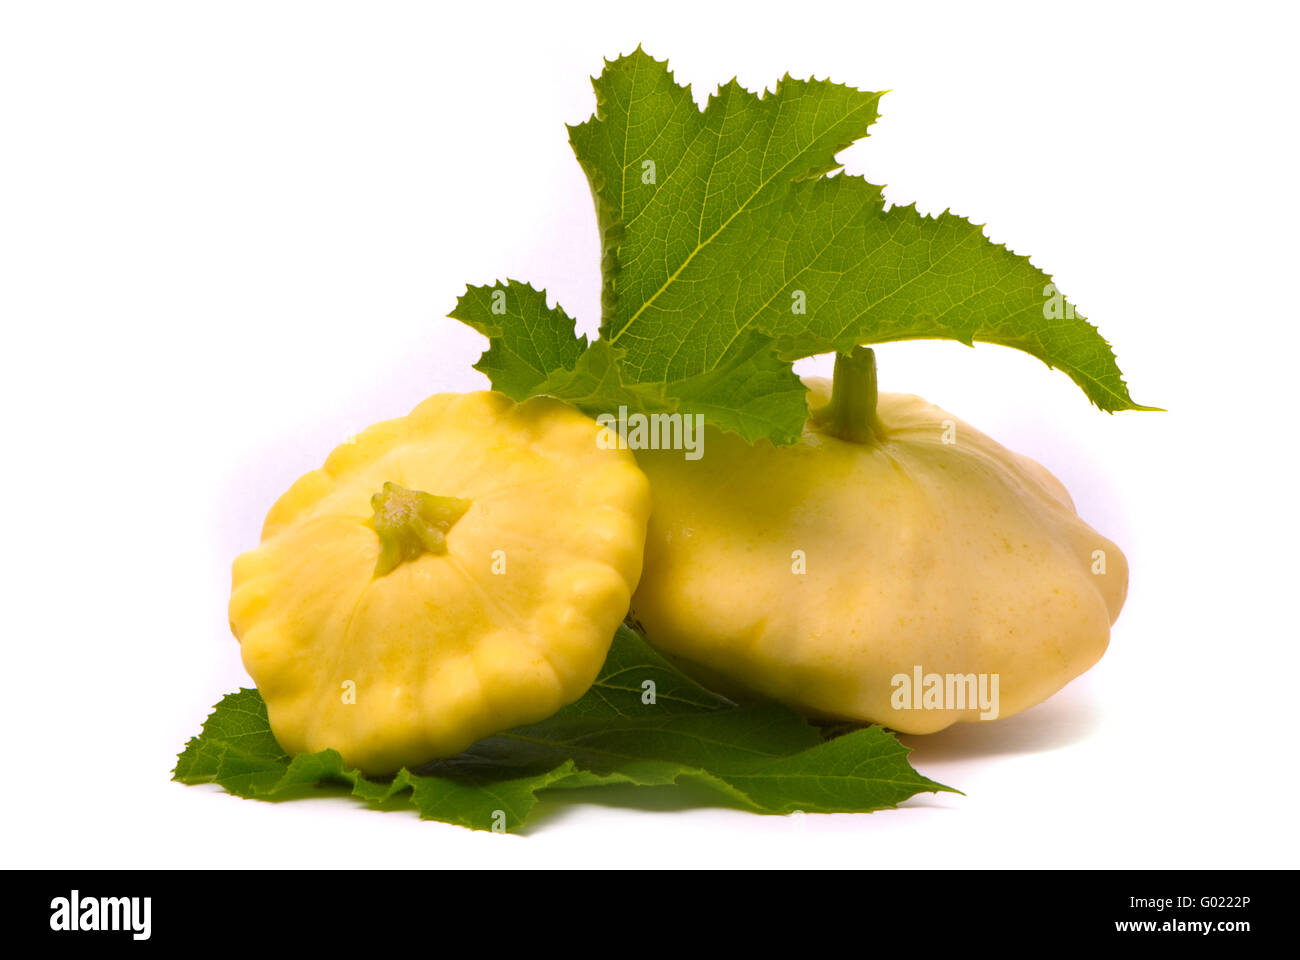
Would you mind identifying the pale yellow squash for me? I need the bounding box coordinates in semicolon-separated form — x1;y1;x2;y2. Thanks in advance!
630;350;1127;732
230;391;650;774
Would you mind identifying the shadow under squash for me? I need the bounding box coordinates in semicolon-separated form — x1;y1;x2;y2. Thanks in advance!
898;686;1102;763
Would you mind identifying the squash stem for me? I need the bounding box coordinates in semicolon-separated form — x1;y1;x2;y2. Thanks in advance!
814;346;884;444
368;481;471;577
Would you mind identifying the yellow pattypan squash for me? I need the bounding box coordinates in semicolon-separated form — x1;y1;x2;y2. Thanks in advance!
229;391;650;774
629;348;1127;733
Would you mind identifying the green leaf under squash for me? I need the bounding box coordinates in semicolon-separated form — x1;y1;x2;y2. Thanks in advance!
175;625;955;832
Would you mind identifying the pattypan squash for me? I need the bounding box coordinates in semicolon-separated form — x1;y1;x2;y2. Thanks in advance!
629;348;1127;733
229;391;650;774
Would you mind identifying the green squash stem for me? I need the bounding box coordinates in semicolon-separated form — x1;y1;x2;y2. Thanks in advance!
367;481;471;577
813;346;885;444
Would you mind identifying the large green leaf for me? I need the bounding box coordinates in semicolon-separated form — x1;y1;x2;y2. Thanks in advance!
175;626;954;832
452;49;1155;442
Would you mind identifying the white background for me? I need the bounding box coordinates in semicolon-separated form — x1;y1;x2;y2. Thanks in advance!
3;1;1297;868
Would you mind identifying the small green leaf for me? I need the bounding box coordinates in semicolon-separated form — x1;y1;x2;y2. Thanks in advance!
448;280;587;401
530;339;675;415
